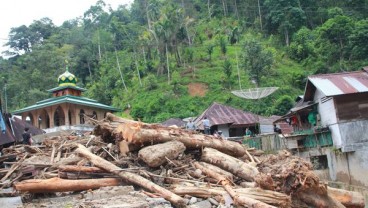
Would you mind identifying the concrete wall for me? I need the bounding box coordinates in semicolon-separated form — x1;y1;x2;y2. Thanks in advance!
329;146;368;187
298;146;368;188
337;119;368;152
217;124;229;137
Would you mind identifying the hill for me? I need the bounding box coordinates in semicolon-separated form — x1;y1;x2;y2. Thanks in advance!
1;0;368;122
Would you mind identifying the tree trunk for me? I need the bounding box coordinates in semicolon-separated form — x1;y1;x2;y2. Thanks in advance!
14;177;121;193
171;186;291;208
297;190;345;208
207;0;211;19
201;147;258;181
75;144;186;208
196;162;233;181
138;141;186;167
193;162;276;208
257;0;263;30
113;122;247;157
115;47;128;92
328;187;365;208
166;43;170;84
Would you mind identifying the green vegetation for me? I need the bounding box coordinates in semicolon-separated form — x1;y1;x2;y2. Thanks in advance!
1;0;368;123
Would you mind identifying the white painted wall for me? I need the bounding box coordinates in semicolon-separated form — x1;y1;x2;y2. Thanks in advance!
217;124;229;137
313;89;342;147
260;124;273;134
329;124;343;147
313;88;325;100
318;98;337;125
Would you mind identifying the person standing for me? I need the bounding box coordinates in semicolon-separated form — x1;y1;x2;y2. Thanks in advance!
245;128;253;137
202;116;211;135
186;119;196;131
22;127;32;145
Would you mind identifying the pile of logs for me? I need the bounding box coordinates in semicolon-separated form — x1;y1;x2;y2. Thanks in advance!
0;113;365;208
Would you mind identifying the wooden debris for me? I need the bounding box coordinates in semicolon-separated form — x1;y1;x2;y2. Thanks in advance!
14;177;121;193
194;162;276;208
138;141;186;167
0;114;363;208
327;187;365;208
111;122;248;157
75;144;187;208
201;147;258;181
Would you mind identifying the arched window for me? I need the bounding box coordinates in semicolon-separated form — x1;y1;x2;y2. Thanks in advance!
54;106;65;126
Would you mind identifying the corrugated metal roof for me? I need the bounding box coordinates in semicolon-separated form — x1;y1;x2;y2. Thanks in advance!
308;70;368;97
0;116;44;145
161;118;186;127
195;102;258;129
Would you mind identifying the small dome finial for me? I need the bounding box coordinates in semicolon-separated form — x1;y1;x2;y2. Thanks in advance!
65;60;69;72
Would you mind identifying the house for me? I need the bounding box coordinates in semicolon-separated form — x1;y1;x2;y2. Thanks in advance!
161;118;186;128
194;102;258;137
0;115;43;147
12;67;119;133
275;68;368;187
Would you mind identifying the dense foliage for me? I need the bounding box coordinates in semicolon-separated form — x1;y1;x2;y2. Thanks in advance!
1;0;368;122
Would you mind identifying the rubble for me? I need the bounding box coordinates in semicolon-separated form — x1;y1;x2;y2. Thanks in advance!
0;113;365;208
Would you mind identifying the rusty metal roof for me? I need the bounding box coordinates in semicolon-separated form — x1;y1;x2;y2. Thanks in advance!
0;116;44;146
194;102;258;129
307;70;368;98
161;118;186;128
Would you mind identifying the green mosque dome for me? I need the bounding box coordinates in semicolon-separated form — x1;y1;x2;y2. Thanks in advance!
58;67;77;86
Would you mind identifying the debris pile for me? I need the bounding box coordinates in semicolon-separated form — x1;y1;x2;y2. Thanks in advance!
0;113;365;208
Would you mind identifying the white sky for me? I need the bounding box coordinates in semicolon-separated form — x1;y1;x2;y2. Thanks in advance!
0;0;133;55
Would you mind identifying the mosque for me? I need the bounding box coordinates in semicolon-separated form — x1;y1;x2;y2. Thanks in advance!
12;67;119;132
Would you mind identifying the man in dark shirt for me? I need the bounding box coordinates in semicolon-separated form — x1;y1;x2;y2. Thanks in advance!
274;124;282;134
22;127;32;145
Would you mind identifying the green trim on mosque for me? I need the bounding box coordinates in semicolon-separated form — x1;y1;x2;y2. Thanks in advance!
47;85;86;93
12;95;120;115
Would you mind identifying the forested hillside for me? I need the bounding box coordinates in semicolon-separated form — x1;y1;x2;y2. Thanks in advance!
1;0;368;122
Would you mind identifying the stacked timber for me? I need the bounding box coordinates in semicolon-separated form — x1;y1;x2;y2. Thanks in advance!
0;113;364;208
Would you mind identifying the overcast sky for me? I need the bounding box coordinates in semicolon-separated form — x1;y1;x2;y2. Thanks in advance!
0;0;133;54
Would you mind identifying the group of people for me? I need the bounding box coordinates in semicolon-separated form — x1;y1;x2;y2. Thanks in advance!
186;116;216;136
187;117;282;138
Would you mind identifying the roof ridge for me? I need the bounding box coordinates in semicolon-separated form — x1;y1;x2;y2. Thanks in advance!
309;70;364;77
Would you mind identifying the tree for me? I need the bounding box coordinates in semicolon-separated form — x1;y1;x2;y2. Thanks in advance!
223;59;232;88
316;11;354;69
219;36;227;55
264;0;306;46
242;40;273;86
272;95;294;116
206;44;214;61
350;19;368;60
289;27;315;61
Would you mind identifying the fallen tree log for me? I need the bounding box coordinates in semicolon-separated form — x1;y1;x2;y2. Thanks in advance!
196;162;233;181
171;186;291;208
194;162;276;208
14;177;121;193
328;187;365;208
201;147;258;181
138;141;186;167
297;189;345;208
75;144;186;208
113;122;247;157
